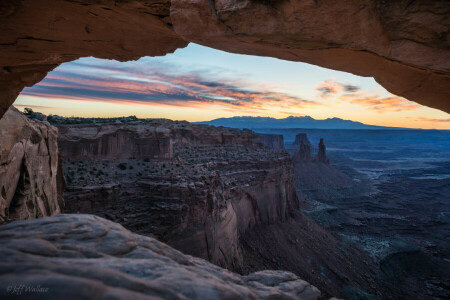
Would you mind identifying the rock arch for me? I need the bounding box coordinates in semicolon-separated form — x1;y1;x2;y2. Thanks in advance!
1;0;449;118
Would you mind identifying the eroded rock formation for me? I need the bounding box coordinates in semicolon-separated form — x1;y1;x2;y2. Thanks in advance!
293;141;312;163
290;133;311;151
0;0;449;118
60;122;384;298
292;134;352;190
0;107;63;223
58;123;174;161
0;214;322;300
257;133;285;151
60;121;296;272
314;138;329;164
292;134;329;164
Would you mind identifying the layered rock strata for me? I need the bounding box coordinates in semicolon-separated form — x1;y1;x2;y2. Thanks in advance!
58;123;174;161
0;107;63;223
62;122;297;271
292;135;329;164
289;133;311;152
256;133;285;151
1;0;449;117
61;122;384;298
0;214;322;300
292;134;352;191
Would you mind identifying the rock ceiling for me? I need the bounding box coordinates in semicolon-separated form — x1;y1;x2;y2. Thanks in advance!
1;0;449;118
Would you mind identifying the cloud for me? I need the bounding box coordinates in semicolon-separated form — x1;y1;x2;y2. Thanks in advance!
21;59;321;114
411;117;450;123
316;80;360;98
316;79;419;113
14;104;56;110
340;94;420;112
343;84;360;93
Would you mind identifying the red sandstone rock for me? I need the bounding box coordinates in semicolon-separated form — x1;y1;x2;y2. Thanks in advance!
0;0;449;117
0;107;63;222
60;122;296;271
256;133;285;151
170;0;450;112
58;123;174;161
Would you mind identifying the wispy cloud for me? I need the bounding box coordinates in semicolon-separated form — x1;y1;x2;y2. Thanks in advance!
410;116;450;123
21;59;321;114
14;104;56;110
316;80;360;98
316;79;419;112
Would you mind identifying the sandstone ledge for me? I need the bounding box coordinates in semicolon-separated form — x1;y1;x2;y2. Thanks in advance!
0;214;321;300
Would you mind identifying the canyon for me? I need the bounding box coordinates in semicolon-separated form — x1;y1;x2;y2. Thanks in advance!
1;0;449;118
1;107;449;299
56;116;381;298
0;1;449;299
0;108;334;299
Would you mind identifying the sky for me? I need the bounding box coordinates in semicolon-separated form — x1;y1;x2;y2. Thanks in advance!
14;43;450;129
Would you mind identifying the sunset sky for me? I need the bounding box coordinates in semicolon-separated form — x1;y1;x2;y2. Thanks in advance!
14;43;450;129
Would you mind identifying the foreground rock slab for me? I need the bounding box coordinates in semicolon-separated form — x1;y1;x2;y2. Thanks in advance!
0;214;321;300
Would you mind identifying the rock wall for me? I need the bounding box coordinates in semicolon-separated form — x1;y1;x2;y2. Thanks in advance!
1;0;449;117
58;124;174;161
293;141;312;163
61;122;297;271
171;124;259;146
0;214;322;300
257;133;285;151
0;107;63;223
289;133;311;151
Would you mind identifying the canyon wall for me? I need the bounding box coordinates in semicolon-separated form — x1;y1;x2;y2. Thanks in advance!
58;123;173;161
0;107;63;223
61;122;297;271
1;0;449;118
288;133;311;153
257;133;285;151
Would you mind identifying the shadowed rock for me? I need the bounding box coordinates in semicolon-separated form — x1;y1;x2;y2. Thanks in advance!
313;138;329;164
0;107;63;223
60;121;297;271
0;214;321;300
257;133;285;151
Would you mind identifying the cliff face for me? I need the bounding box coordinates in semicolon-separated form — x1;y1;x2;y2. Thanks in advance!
0;107;63;223
58;124;173;161
61;122;297;271
0;214;321;300
257;133;285;151
54;122;385;298
289;133;311;151
1;0;449;118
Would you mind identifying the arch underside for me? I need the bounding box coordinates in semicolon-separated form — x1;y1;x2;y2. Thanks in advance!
0;0;449;118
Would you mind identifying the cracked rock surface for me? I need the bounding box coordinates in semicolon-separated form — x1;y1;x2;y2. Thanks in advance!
0;213;321;300
0;107;64;223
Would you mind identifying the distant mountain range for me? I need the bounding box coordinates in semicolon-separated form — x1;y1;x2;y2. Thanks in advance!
195;116;398;129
